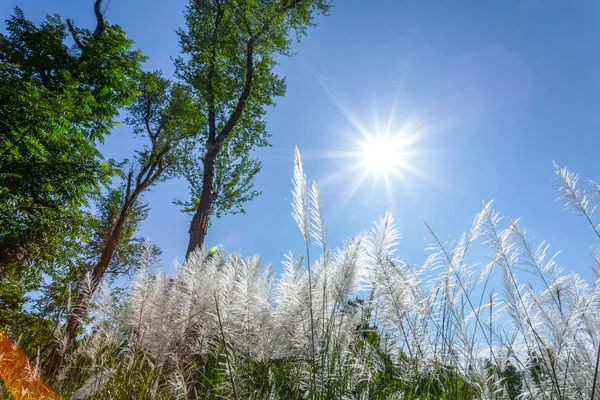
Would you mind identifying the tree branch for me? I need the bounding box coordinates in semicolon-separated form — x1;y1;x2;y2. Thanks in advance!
124;169;133;208
138;145;171;190
144;99;158;142
66;19;85;52
93;0;106;38
66;0;107;57
215;40;254;148
278;0;306;12
207;0;222;143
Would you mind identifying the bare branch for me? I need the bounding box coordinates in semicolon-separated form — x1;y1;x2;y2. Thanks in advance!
124;169;133;204
144;100;158;143
66;0;107;56
66;19;85;51
93;0;106;38
207;0;223;143
137;144;172;191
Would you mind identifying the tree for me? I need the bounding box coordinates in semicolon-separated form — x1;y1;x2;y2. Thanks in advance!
176;0;332;257
0;0;145;335
46;71;201;375
485;359;523;400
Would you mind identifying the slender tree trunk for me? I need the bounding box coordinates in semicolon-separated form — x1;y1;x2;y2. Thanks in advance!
65;216;126;342
45;211;127;377
186;150;217;257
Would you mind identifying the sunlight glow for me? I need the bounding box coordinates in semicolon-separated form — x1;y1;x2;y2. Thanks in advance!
361;134;405;174
316;116;436;212
297;71;444;210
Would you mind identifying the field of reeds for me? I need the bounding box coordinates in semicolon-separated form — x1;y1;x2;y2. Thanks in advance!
3;150;599;400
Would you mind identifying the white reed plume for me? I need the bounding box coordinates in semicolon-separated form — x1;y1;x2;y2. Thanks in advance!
292;146;310;246
274;252;311;357
310;180;327;250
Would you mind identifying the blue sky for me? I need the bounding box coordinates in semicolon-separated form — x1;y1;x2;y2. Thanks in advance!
4;0;600;282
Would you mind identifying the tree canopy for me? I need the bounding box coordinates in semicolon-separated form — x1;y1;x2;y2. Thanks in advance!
0;2;145;351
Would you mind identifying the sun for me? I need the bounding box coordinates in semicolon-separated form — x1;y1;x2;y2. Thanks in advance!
361;134;404;174
295;113;433;210
306;72;437;207
329;116;434;208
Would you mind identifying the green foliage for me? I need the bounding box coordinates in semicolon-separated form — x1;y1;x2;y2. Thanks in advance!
176;136;263;218
504;362;523;400
0;4;145;354
485;359;524;400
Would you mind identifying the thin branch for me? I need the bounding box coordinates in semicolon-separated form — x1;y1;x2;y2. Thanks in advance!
66;0;107;58
215;40;254;148
125;169;133;203
144;100;158;142
137;144;172;190
66;19;85;51
207;0;222;143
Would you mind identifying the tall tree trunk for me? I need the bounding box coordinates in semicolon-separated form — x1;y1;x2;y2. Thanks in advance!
186;150;217;257
185;41;254;258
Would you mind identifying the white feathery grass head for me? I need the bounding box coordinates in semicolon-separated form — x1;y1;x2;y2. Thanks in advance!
79;280;119;361
139;237;160;271
554;162;590;215
554;163;600;233
310;180;327;249
124;263;155;349
330;234;366;306
274;252;312;356
76;273;95;317
364;214;426;352
90;280;114;326
292;146;310;246
225;255;274;360
366;212;400;267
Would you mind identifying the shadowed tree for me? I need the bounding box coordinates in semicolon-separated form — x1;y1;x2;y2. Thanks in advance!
0;0;144;343
176;0;332;257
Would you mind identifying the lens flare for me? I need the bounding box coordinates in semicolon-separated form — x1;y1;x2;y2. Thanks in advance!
208;244;224;256
0;330;58;399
